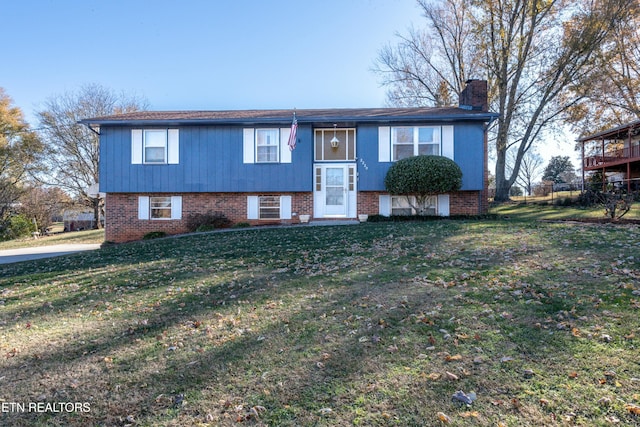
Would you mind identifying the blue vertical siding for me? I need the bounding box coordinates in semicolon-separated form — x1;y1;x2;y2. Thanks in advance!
355;122;485;192
100;125;313;193
99;121;485;194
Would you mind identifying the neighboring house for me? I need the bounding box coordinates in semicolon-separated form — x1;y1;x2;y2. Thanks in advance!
63;210;102;231
81;80;496;243
579;120;640;192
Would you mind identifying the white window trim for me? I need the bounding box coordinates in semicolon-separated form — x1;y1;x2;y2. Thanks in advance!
380;194;449;217
138;196;182;220
243;128;292;164
132;129;179;165
247;195;292;220
255;129;280;163
390;126;442;161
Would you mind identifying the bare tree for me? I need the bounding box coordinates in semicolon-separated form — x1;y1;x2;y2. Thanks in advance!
37;84;147;228
507;149;544;196
374;0;482;106
375;0;637;202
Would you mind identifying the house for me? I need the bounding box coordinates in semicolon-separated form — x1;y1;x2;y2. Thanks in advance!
578;120;640;192
80;80;496;243
63;210;104;231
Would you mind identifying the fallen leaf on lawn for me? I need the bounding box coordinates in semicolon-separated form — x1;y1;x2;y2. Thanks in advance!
625;403;640;415
427;372;441;380
445;371;459;380
436;412;451;423
571;327;581;337
568;372;578;379
540;398;550;407
445;354;463;362
460;411;480;418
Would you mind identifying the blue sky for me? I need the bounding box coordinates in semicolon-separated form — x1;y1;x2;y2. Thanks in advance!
2;0;420;125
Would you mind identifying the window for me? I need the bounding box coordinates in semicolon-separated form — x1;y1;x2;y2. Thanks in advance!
131;129;179;164
243;128;292;164
314;128;356;161
391;196;437;216
258;196;280;219
247;195;292;220
391;126;441;161
144;130;167;163
138;196;182;220
256;129;279;163
150;196;172;219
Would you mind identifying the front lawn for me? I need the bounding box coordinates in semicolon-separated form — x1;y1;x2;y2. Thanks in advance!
1;218;639;426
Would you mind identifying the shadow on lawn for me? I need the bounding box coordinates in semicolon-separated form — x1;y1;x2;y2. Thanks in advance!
2;221;639;426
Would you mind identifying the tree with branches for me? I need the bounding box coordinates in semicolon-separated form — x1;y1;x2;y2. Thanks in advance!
375;0;637;202
37;84;147;228
0;88;43;233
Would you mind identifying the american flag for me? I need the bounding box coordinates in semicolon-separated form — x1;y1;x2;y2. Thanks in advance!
288;112;298;151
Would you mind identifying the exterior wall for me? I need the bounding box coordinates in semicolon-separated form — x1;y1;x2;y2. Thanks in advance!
358;191;486;217
106;190;487;242
356;123;486;192
100;125;314;193
105;192;314;243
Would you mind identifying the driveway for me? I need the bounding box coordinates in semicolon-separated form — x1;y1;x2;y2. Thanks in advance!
0;244;101;265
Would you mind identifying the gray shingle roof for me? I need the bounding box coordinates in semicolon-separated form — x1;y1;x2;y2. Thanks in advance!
80;107;497;126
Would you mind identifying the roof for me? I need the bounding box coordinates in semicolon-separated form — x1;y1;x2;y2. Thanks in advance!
577;119;640;142
80;107;498;127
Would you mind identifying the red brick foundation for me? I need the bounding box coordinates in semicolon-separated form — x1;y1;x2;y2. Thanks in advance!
105;190;488;243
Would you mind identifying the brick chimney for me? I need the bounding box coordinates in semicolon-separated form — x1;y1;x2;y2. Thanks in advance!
459;79;488;112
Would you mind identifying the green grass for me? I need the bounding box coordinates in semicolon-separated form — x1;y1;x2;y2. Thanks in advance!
1;211;640;425
490;202;640;221
0;229;105;250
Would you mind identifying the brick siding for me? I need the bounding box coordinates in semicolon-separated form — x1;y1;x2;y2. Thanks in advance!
105;190;488;243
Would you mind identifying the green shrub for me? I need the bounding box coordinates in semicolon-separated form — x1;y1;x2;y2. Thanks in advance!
232;222;251;228
384;155;462;214
143;231;167;240
0;214;36;241
185;211;232;232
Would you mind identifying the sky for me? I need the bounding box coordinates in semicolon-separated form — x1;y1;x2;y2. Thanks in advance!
1;0;577;175
2;0;420;125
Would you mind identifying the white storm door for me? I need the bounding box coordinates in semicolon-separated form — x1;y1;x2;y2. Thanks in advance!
314;164;356;218
324;166;348;216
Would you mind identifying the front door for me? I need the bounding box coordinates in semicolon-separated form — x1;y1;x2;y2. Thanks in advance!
314;164;356;218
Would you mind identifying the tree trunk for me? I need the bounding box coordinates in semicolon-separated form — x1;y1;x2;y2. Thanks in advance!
93;197;102;229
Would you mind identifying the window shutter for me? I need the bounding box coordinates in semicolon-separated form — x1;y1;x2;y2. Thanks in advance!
379;194;391;216
280;128;292;163
168;129;179;164
138;196;149;220
280;195;292;219
437;194;450;216
378;126;390;162
243;128;255;164
132;129;143;164
247;196;258;219
171;196;182;219
442;126;454;160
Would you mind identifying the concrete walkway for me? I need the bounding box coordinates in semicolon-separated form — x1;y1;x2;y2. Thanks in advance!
0;244;102;265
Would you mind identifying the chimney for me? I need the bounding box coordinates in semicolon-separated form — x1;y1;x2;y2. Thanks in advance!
459;79;488;112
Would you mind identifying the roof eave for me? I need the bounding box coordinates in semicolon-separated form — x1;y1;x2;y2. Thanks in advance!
80;112;498;127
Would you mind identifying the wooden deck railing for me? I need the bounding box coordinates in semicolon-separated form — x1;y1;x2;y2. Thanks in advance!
584;145;640;168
